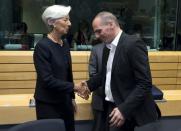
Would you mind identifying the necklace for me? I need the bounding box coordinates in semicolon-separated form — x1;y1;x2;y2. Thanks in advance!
47;33;63;46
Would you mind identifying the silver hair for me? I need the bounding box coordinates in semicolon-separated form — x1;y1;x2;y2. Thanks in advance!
41;5;71;31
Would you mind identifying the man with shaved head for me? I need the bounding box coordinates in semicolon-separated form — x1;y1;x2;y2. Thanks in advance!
77;11;160;131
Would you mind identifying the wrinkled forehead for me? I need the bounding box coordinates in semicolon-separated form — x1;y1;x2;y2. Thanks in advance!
92;18;103;31
92;19;108;34
92;17;102;27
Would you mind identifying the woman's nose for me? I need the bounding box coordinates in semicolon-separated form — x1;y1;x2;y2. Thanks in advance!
68;20;71;26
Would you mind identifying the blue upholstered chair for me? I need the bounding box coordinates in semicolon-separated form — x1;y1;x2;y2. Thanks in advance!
8;119;65;131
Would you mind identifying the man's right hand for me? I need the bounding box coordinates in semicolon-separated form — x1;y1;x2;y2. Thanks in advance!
74;81;91;100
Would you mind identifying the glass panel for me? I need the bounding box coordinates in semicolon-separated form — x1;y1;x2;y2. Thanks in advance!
96;0;158;50
62;0;101;50
0;0;173;51
65;0;159;50
176;0;181;50
0;0;54;50
159;0;177;50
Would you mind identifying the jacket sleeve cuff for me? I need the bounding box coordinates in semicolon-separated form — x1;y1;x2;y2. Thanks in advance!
71;91;75;99
118;104;131;120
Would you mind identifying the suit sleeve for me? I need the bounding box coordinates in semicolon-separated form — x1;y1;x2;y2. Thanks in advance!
87;45;107;92
67;48;75;99
86;73;102;92
118;39;152;119
87;48;102;91
89;47;98;77
33;43;74;93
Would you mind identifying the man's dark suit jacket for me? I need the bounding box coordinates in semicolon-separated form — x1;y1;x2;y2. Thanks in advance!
87;32;159;126
89;43;105;111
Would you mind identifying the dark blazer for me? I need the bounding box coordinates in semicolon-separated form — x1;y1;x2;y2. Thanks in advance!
87;32;159;126
33;37;75;104
89;43;105;111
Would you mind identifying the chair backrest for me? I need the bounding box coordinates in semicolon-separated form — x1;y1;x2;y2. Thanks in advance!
33;34;43;47
8;119;65;131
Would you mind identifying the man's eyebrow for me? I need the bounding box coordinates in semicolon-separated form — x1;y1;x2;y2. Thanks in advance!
94;29;102;33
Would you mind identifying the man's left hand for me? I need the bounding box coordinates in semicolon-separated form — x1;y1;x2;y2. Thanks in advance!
109;107;125;127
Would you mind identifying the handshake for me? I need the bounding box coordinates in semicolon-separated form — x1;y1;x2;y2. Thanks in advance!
74;81;91;100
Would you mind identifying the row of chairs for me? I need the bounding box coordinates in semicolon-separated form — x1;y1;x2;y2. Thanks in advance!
8;119;65;131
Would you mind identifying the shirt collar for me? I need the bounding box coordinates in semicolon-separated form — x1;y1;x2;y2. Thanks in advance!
106;30;122;49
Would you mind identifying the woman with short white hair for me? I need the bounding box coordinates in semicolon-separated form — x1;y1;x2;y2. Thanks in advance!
33;5;76;131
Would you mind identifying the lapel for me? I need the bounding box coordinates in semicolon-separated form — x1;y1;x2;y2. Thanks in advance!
112;32;126;72
102;46;110;70
102;46;110;79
